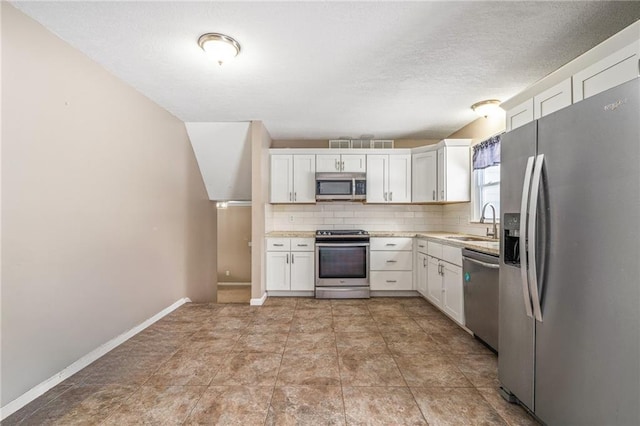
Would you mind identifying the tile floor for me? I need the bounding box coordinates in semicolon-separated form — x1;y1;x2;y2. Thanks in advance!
3;297;540;425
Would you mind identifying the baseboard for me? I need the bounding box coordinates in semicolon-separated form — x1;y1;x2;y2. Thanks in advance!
250;292;267;306
217;282;251;287
0;297;191;421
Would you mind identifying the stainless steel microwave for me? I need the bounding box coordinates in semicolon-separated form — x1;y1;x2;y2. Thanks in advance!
315;172;366;201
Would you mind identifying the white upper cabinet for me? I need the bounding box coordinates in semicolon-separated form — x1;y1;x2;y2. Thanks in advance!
573;41;640;102
316;154;365;173
505;98;534;132
437;140;471;203
270;154;315;203
366;154;411;203
534;78;572;119
412;149;438;202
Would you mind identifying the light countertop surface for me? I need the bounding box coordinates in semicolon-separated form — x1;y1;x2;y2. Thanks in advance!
265;231;499;256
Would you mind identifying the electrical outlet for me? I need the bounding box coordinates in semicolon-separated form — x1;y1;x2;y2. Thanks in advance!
288;215;295;223
225;270;230;276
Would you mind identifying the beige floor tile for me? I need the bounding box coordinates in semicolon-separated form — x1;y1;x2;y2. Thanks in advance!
266;386;345;426
332;304;371;316
477;386;541;426
146;349;227;386
290;317;334;333
335;332;389;356
452;353;499;388
376;317;423;334
200;316;252;332
431;328;493;355
1;382;74;425
102;385;205;425
294;307;333;320
277;353;341;386
285;332;337;355
184;385;273;425
411;387;507;426
333;316;379;333
211;353;282;386
367;303;410;318
395;354;472;387
186;334;240;353
413;315;460;334
232;332;288;354
343;386;427;425
297;297;332;310
339;353;406;386
263;297;298;307
253;306;295;320
382;331;441;356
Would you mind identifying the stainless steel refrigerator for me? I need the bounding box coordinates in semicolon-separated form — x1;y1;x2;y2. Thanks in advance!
499;77;639;425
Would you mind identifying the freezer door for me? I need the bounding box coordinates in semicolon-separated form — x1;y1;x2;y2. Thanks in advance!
534;78;640;425
498;121;536;410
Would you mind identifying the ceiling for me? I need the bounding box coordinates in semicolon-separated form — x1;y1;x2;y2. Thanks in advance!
12;1;640;140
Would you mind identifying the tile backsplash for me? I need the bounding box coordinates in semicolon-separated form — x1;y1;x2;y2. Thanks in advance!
267;202;500;237
267;203;443;232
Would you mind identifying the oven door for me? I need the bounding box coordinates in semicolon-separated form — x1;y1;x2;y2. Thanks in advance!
315;242;369;287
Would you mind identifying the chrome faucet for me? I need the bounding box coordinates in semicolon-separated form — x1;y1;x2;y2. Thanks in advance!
480;203;498;239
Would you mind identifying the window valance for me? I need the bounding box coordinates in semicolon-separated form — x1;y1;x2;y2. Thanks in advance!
472;134;502;170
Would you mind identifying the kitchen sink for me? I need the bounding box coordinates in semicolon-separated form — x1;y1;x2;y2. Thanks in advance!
446;236;494;242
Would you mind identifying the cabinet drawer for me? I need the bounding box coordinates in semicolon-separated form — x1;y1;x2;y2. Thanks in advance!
370;271;413;291
415;239;428;254
290;238;314;251
427;241;443;258
442;245;462;266
370;251;413;271
266;238;291;251
370;237;413;251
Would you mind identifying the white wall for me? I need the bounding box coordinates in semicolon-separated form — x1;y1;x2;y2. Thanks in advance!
1;3;216;408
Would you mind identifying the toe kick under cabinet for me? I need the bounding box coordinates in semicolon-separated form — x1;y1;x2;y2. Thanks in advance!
370;237;413;291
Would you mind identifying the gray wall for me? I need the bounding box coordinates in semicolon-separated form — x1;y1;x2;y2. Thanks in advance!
1;3;216;406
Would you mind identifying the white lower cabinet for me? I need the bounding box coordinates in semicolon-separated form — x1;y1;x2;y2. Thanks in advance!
422;240;464;326
266;238;314;292
370;237;413;290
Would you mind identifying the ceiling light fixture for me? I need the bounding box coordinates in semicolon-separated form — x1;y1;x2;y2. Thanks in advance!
471;99;502;118
198;33;241;65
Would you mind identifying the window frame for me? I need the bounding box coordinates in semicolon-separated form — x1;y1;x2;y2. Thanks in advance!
471;164;501;223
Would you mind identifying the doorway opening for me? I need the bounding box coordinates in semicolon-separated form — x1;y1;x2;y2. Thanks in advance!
216;201;252;304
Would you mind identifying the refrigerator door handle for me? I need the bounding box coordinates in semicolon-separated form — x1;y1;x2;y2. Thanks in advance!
528;154;545;322
519;156;535;319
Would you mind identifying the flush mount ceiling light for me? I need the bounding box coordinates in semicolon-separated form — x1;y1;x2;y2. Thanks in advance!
471;99;502;118
198;33;241;65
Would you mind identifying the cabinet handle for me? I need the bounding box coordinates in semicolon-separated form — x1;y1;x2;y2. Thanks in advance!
423;258;426;267
294;192;297;202
289;192;292;202
432;190;436;201
418;245;425;248
273;244;284;247
341;161;345;170
386;280;397;283
291;253;294;264
384;192;388;201
286;254;289;264
335;159;339;170
386;243;397;246
386;260;397;263
297;244;308;247
389;192;393;201
441;190;444;199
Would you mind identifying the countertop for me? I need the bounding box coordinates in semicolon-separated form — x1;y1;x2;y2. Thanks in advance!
265;231;499;256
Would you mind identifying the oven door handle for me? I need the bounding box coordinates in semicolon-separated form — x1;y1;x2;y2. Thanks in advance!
315;242;370;247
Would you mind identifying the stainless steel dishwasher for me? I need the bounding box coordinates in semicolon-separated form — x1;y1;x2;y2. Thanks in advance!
462;248;499;352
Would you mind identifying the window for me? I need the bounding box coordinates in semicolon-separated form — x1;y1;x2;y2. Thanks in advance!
472;165;500;221
471;134;502;222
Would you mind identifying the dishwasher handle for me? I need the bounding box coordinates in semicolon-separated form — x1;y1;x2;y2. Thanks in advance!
463;256;500;269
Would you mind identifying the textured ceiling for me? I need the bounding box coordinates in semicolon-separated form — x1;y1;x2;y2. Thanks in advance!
11;1;640;140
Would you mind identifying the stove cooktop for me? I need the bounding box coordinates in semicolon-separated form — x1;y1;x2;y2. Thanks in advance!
315;229;368;236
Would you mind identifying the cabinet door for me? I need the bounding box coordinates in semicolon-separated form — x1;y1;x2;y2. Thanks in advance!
388;154;412;203
316;154;341;172
573;41;640;102
437;148;445;201
427;256;443;307
416;252;428;296
366;155;388;203
441;146;470;202
412;151;438;202
270;155;293;203
534;78;572;119
341;154;366;173
266;251;290;291
292;155;316;203
442;263;464;325
290;251;314;291
505;98;534;131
